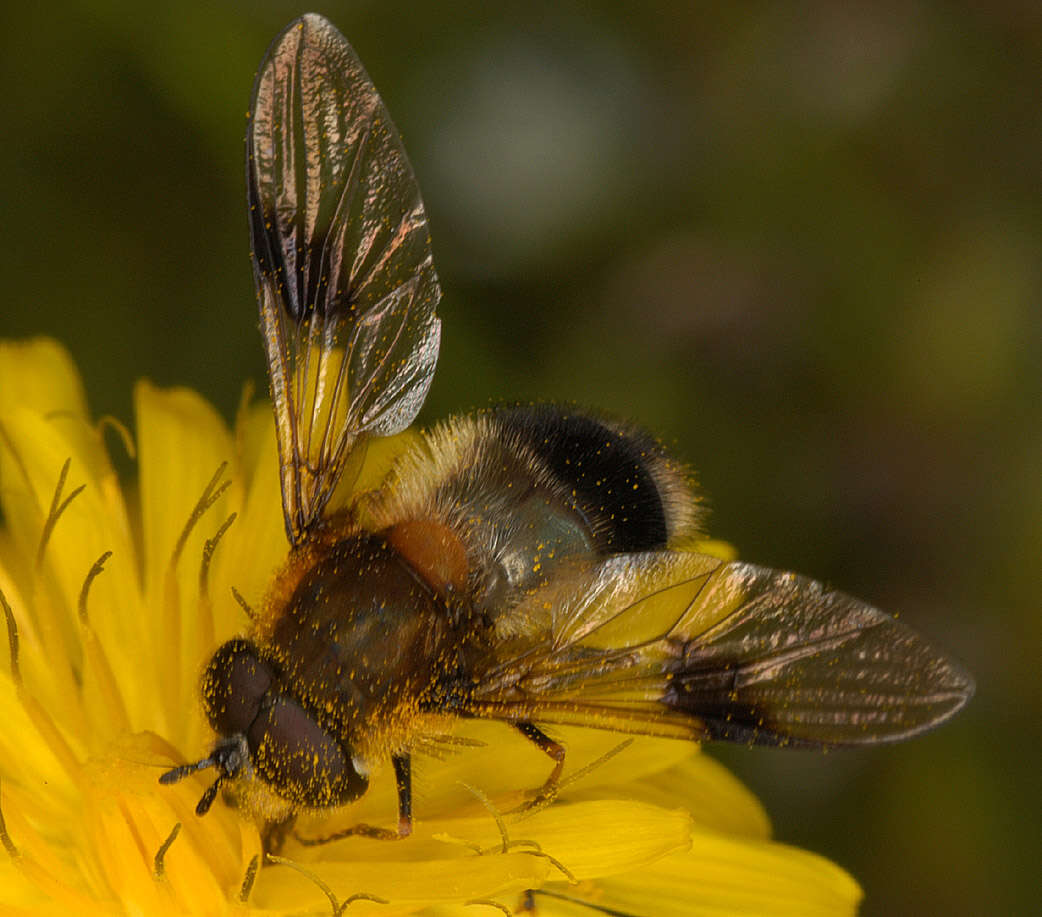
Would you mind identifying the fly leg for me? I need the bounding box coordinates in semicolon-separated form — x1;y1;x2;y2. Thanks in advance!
514;722;565;809
294;754;413;844
261;813;297;854
392;753;413;836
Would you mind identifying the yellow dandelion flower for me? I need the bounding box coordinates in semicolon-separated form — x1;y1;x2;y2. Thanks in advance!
0;337;861;915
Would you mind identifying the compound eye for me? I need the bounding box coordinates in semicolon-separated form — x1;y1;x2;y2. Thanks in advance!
202;639;273;737
248;697;368;807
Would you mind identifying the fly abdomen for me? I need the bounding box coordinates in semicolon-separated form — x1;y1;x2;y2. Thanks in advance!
359;407;705;611
489;405;703;553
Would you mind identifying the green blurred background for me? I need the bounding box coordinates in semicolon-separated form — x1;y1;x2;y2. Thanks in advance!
2;2;1038;913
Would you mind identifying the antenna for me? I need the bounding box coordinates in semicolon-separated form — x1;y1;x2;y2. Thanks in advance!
159;735;249;816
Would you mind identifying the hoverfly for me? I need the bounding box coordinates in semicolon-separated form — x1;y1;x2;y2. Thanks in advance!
161;13;973;841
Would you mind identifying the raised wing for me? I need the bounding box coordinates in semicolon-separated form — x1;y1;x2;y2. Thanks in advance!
248;14;441;545
465;552;974;747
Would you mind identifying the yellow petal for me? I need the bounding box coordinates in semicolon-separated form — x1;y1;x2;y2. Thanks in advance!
619;751;771;839
0;858;57;915
251;846;550;912
212;407;286;635
0;409;139;737
0;676;79;817
0;339;88;422
460;798;691;880
0;339;115;508
81;734;255;915
690;538;738;561
571;829;862;916
135;380;237;748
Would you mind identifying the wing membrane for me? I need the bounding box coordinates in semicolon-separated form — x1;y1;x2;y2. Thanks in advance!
466;553;974;747
248;14;441;544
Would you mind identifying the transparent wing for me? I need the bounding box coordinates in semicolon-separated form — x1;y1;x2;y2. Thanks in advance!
248;14;441;544
466;552;974;747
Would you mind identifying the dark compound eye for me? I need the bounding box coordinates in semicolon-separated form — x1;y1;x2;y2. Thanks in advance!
248;696;368;807
201;639;273;737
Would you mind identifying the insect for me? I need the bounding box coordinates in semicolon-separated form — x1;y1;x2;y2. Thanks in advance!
160;13;973;841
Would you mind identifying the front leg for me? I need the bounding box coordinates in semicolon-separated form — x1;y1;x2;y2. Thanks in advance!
391;753;413;836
